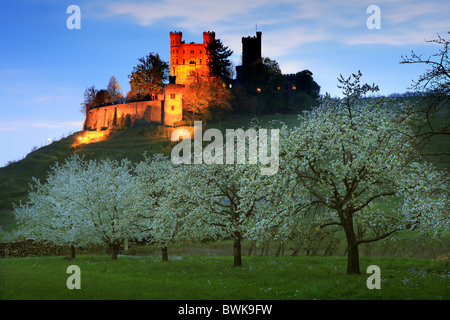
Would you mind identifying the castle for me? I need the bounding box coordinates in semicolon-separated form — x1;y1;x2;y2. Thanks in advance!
83;30;280;131
169;31;215;85
236;31;262;83
83;31;218;131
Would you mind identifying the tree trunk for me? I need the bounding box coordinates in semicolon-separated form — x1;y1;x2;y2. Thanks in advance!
275;244;284;257
304;247;311;256
111;243;120;260
70;245;76;259
247;241;255;256
344;230;360;274
233;232;242;267
161;246;168;262
259;240;270;256
347;243;360;274
340;209;361;274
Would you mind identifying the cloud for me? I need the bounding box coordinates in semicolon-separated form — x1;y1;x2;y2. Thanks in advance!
33;121;84;129
94;0;275;28
32;95;54;103
0;121;84;131
0;127;17;132
89;0;449;47
381;0;450;24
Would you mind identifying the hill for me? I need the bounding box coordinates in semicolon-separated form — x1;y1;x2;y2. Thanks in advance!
0;110;447;233
0;114;297;231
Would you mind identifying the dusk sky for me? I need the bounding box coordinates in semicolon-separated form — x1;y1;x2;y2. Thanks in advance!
1;0;449;167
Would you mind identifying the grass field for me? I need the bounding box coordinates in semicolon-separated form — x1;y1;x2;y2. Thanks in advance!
0;254;448;300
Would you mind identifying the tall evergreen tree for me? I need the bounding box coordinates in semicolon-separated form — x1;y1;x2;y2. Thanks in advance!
207;38;233;81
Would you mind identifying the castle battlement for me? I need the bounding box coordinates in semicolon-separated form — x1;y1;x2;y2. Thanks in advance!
170;31;214;85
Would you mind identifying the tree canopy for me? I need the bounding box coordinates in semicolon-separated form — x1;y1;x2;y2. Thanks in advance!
257;72;449;274
129;52;169;99
400;31;450;165
15;72;449;272
183;72;232;121
207;38;234;81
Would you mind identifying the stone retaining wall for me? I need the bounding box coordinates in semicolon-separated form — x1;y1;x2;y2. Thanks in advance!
0;239;69;258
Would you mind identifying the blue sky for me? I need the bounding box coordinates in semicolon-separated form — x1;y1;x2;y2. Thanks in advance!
1;0;449;167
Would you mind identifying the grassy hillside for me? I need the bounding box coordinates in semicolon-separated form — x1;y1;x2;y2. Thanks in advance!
0;110;448;232
0;114;292;230
0;125;166;229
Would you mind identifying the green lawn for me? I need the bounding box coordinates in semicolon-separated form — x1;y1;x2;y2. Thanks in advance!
0;255;448;300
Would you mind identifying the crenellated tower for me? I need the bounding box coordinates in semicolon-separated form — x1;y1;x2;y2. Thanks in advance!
203;31;215;46
169;31;215;85
235;31;262;83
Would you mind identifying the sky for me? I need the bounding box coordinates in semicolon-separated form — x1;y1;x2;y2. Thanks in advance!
0;0;449;167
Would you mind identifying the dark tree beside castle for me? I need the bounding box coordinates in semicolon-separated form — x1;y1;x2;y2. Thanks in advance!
234;57;284;114
207;38;234;82
129;52;169;101
285;70;321;113
233;31;321;115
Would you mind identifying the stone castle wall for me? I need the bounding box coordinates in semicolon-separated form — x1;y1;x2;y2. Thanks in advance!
84;101;163;130
82;31;215;131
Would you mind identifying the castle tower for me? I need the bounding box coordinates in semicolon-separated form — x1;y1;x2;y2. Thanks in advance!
163;84;184;126
203;31;215;46
236;31;262;83
170;31;183;80
169;31;214;85
242;31;262;67
170;31;183;46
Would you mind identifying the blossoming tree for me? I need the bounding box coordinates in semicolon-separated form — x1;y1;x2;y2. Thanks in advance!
134;153;202;261
15;155;146;259
262;72;449;274
14;155;90;258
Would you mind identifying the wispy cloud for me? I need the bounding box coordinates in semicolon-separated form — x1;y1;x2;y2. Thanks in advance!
33;121;84;129
89;0;449;47
32;96;54;103
92;0;274;28
0;121;84;131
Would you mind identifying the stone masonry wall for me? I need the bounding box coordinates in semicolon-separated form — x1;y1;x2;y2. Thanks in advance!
84;101;163;130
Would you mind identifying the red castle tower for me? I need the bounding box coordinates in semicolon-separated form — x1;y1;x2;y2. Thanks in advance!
170;31;215;85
